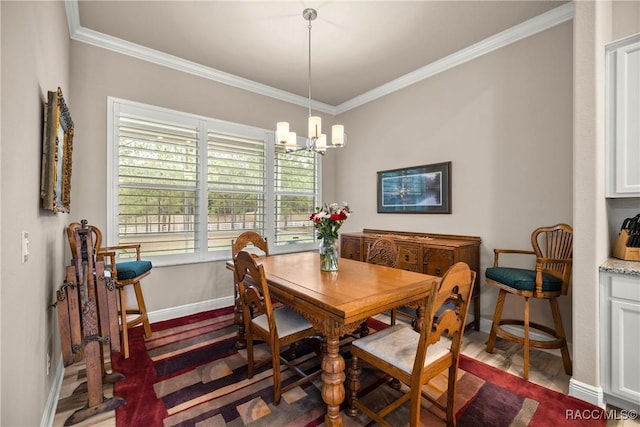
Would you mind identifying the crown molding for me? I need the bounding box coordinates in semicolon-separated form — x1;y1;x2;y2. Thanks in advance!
65;1;572;116
335;2;573;114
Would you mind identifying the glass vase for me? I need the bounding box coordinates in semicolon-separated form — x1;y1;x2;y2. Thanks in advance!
319;237;339;272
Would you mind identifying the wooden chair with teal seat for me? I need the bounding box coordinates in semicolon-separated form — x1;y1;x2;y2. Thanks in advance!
347;262;475;426
67;221;153;359
485;223;573;380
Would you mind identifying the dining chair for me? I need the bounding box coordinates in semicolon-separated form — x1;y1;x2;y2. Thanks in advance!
364;237;407;328
231;231;269;259
347;262;475;426
231;231;269;348
67;221;153;359
485;223;573;380
234;250;322;405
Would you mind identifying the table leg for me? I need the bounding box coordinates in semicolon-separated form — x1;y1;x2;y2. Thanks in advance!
321;331;346;426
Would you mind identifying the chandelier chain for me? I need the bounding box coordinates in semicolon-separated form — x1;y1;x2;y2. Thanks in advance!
307;16;313;117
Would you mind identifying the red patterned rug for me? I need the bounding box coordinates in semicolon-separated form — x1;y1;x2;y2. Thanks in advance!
112;307;605;426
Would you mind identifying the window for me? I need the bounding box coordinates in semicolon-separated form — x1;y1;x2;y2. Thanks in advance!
107;98;320;265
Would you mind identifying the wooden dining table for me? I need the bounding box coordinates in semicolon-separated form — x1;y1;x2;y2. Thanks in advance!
227;251;439;426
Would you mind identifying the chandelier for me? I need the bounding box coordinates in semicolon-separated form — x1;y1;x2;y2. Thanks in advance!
276;8;345;155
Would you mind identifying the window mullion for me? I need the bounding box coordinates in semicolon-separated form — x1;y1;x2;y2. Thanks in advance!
198;119;209;260
265;131;276;247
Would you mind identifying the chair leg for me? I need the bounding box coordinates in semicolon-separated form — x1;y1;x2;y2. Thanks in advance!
133;281;151;338
409;385;422;427
346;356;361;417
446;364;458;426
246;333;255;379
523;297;530;380
549;297;572;375
486;289;506;353
118;286;129;359
272;342;282;405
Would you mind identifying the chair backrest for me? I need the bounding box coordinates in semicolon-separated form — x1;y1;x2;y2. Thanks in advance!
531;224;573;294
412;262;475;380
366;237;398;268
234;251;277;335
232;231;269;259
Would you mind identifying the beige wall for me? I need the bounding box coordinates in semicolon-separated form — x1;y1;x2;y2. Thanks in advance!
0;1;70;425
338;22;574;336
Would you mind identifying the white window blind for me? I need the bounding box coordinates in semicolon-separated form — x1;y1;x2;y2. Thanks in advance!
274;147;317;245
207;131;266;250
108;98;320;265
117;112;199;258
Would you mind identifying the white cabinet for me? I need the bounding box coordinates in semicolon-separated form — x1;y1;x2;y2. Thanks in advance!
600;270;640;410
606;33;640;198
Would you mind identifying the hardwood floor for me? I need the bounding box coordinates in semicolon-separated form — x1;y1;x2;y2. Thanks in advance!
53;324;639;426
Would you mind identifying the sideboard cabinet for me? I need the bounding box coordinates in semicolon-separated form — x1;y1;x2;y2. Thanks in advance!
340;229;481;330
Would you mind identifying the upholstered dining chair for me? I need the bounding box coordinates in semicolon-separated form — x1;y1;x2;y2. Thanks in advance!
347;262;475;426
485;223;573;380
234;251;322;405
67;221;153;359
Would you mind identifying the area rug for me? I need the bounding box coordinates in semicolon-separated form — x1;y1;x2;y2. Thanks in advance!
112;307;605;426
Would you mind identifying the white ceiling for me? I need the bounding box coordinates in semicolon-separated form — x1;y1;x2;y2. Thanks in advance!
72;1;570;111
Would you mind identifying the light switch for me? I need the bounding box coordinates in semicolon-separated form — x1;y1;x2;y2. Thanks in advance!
21;231;29;263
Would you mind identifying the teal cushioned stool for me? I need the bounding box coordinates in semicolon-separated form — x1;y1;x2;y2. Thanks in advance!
114;260;152;280
484;224;573;380
108;256;153;359
485;267;562;292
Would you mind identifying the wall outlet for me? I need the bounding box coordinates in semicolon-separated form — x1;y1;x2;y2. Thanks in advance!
46;352;51;376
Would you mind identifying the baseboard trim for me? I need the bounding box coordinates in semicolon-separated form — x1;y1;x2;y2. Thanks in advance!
41;358;65;427
146;296;235;324
569;377;605;408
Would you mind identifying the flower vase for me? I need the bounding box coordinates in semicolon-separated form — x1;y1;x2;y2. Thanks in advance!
319;238;339;271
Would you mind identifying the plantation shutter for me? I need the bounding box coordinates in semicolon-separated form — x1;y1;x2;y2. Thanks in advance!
117;113;199;258
207;131;266;250
274;147;317;245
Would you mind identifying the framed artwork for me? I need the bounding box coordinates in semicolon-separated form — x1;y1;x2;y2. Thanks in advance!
41;87;74;213
377;161;451;214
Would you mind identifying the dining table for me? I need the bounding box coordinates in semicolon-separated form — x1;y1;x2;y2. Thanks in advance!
227;251;439;426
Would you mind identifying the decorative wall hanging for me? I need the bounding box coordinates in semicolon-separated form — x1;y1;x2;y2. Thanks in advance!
377;162;451;214
41;87;73;213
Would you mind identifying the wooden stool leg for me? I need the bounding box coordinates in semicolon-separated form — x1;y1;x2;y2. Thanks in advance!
550;297;572;375
133;281;152;338
523;297;530;380
486;290;506;353
118;286;129;359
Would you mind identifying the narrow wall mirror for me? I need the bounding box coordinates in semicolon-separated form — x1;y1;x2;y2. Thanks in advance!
41;87;73;213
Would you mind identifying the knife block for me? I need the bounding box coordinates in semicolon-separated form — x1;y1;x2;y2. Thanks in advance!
613;229;640;261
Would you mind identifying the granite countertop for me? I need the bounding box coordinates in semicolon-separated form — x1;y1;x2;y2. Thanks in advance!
600;258;640;277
